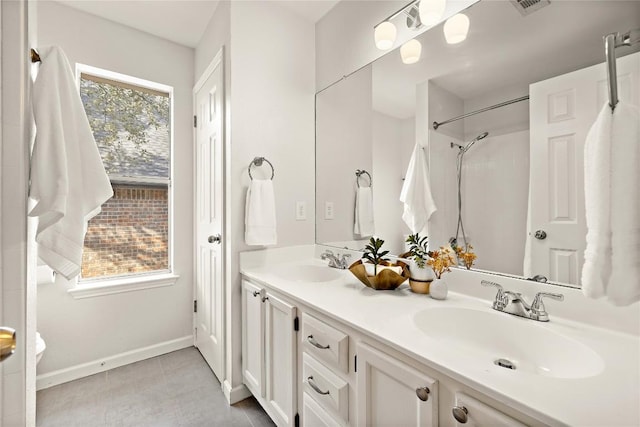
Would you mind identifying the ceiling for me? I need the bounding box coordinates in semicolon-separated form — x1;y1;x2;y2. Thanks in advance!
53;0;339;48
369;0;640;119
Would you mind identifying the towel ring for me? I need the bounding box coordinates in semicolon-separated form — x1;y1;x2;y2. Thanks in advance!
248;157;274;180
355;169;372;188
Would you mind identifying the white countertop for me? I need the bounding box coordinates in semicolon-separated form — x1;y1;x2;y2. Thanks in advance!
240;253;640;427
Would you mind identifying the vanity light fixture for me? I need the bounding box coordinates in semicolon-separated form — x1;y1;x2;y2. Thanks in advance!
401;39;422;64
419;0;446;26
374;21;397;50
444;13;470;44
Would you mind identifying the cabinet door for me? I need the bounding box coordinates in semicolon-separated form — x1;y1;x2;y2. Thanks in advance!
242;280;265;397
265;292;297;427
357;342;438;427
452;393;526;427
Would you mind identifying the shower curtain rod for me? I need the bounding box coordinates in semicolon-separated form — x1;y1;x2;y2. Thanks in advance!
432;95;530;130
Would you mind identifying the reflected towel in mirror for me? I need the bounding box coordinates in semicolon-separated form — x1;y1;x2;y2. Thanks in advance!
354;186;375;237
400;143;437;234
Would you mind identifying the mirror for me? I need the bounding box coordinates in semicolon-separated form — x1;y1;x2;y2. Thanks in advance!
315;0;640;288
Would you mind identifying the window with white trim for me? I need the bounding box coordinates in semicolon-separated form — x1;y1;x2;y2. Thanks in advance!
77;65;173;281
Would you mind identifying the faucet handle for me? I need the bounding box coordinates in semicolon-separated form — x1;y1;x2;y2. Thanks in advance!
531;292;564;321
481;280;507;310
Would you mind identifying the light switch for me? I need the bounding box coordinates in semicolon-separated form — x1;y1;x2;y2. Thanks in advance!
325;202;334;220
296;201;306;221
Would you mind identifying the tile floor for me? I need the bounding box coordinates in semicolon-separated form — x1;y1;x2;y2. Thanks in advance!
36;347;275;427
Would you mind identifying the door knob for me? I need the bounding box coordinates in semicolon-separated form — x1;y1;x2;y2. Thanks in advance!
534;230;547;240
208;234;222;244
0;327;16;363
452;406;469;423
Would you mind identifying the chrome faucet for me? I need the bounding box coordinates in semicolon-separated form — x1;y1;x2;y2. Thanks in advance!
481;280;564;322
321;250;351;269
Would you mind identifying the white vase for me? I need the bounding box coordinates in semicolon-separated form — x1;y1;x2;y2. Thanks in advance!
429;277;448;300
407;260;435;281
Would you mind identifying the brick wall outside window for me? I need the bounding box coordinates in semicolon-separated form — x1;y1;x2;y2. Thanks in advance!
82;183;169;279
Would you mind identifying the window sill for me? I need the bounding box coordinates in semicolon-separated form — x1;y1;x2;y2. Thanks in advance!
67;273;179;299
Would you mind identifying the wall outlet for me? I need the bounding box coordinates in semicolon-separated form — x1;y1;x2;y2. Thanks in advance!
296;201;306;221
325;202;334;220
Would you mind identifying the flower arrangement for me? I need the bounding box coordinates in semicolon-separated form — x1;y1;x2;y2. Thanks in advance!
426;246;456;279
452;242;478;270
405;233;430;269
362;237;390;275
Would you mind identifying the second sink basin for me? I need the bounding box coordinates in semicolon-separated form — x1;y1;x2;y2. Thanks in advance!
413;307;604;379
271;264;343;283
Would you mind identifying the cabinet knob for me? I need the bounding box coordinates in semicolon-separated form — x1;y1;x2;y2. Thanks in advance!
415;386;430;401
252;290;260;297
452;406;469;423
208;234;222;244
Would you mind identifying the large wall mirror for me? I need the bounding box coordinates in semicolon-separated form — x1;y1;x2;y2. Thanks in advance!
316;0;640;288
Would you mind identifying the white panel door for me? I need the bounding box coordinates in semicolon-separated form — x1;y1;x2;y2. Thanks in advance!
194;50;224;380
265;292;297;427
242;280;265;397
527;52;639;285
356;342;438;427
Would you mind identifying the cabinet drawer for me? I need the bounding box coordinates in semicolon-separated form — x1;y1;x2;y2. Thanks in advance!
303;353;349;423
303;392;346;427
301;313;349;373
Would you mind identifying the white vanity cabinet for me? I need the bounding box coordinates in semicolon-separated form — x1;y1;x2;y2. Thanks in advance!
356;342;438;427
242;280;298;427
241;278;539;427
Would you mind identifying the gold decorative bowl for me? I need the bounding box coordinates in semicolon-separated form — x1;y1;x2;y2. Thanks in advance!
348;259;410;291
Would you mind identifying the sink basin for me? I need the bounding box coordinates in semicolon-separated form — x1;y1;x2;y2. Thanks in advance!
413;307;604;379
271;264;343;283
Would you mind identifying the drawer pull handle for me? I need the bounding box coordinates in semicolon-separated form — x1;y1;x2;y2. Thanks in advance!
307;376;330;395
307;335;330;349
452;406;469;423
415;386;430;401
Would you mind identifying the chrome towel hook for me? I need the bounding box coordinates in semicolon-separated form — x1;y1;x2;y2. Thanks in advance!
355;169;372;188
248;157;274;180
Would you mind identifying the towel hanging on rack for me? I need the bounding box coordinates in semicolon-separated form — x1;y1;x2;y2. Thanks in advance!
29;46;113;279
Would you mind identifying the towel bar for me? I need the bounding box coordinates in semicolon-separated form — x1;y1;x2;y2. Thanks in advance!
248;157;274;180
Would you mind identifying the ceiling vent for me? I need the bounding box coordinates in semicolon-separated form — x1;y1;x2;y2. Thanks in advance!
510;0;550;16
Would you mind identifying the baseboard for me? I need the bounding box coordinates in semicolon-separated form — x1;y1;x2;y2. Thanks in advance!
223;380;251;404
36;335;193;391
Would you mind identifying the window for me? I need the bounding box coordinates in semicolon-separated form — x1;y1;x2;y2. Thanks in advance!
78;66;173;281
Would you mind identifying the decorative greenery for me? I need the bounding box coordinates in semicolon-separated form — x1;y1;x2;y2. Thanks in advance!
406;233;430;269
427;246;456;279
362;237;390;275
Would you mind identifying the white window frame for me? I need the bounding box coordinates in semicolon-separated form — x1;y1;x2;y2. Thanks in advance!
69;64;178;299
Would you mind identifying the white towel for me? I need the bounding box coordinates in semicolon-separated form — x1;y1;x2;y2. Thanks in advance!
400;143;437;234
582;102;640;306
245;179;277;246
354;186;375;237
29;46;113;280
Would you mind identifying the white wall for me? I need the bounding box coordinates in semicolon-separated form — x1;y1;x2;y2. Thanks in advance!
196;0;316;398
316;67;372;246
36;1;194;377
372;111;413;254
